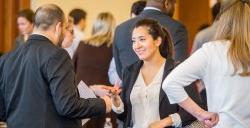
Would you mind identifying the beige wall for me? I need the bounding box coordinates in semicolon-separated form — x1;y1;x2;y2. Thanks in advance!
31;0;138;38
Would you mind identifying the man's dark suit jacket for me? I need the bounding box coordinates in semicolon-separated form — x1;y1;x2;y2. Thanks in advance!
113;9;188;77
0;35;106;128
119;58;202;128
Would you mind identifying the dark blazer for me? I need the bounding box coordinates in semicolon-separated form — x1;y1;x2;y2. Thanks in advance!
0;35;106;128
113;9;188;77
119;58;202;128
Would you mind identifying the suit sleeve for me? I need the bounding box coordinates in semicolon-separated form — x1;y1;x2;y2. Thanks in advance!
0;91;5;121
113;27;123;78
0;57;6;121
46;49;106;119
172;24;188;63
116;66;130;122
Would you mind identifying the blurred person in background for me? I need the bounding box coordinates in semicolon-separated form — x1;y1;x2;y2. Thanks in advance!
65;8;87;58
15;9;34;48
108;0;146;85
73;12;116;128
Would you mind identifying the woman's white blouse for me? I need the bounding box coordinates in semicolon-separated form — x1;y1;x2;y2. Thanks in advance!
130;63;164;128
163;40;250;128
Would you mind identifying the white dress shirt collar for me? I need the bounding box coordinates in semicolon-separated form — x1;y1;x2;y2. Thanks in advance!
144;7;161;12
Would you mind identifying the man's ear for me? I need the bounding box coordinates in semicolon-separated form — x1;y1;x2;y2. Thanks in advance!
55;22;62;36
164;0;169;9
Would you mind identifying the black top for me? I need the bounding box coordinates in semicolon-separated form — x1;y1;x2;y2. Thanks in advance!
73;41;112;85
0;34;106;128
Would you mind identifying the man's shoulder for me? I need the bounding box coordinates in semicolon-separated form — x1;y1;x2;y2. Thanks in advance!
142;10;184;27
116;17;139;32
117;12;185;32
27;39;70;62
194;26;216;45
158;16;186;32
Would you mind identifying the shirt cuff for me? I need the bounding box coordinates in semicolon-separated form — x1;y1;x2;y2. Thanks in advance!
111;96;124;114
169;113;182;127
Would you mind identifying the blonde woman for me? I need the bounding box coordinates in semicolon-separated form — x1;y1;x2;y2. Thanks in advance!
73;12;116;128
73;12;115;85
163;0;250;127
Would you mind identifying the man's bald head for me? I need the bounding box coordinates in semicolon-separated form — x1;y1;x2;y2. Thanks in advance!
34;4;65;30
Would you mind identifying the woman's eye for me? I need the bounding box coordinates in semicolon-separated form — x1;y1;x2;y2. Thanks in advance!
132;40;136;43
139;38;145;42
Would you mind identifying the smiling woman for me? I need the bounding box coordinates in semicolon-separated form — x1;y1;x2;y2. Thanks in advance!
110;18;203;128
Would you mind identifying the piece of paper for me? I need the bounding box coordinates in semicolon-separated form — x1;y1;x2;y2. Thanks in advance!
78;81;96;98
77;80;96;125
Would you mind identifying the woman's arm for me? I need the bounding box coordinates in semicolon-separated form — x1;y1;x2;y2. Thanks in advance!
162;44;219;127
149;116;173;128
111;94;124;114
179;97;219;127
162;48;208;104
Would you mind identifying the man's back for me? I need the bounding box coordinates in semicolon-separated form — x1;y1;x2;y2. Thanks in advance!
0;35;106;128
113;9;188;77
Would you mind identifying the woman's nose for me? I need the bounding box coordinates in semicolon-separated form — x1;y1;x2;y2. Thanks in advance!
133;42;141;48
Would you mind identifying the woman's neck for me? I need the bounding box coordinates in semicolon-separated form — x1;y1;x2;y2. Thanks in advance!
143;55;165;69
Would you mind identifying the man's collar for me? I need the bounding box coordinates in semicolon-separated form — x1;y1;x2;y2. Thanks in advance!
144;7;161;12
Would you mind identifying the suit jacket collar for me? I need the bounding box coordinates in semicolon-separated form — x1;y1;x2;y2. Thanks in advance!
140;9;170;18
159;58;175;104
28;34;53;44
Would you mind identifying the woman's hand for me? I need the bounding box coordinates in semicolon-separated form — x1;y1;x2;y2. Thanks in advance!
148;120;165;128
148;120;169;128
90;84;122;107
197;111;219;128
179;97;219;128
109;85;122;107
148;117;173;128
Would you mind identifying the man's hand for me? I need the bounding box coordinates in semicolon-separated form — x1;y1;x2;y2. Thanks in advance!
90;85;121;97
90;85;110;97
101;96;112;113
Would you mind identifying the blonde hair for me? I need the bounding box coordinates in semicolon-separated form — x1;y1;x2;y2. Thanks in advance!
85;12;115;47
215;0;250;76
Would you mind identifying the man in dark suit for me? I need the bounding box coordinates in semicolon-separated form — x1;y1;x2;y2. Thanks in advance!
0;4;112;128
113;0;188;77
